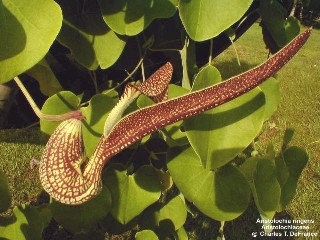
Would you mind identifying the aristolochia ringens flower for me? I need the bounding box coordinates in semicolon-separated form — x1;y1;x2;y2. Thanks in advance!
40;29;311;205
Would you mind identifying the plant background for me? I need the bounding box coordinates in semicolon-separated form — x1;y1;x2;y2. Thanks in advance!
0;0;319;239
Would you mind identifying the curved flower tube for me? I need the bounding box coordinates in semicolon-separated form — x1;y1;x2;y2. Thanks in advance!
40;29;311;205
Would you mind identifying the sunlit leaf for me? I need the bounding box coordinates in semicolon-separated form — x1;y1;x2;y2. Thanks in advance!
0;0;62;83
40;91;80;135
184;66;266;169
81;94;117;156
259;77;280;121
135;230;159;240
103;165;162;224
179;0;253;41
167;147;250;221
98;0;178;36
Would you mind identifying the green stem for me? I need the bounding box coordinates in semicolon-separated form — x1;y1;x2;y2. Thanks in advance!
230;38;241;66
90;71;99;94
14;76;83;121
104;58;144;94
208;38;213;65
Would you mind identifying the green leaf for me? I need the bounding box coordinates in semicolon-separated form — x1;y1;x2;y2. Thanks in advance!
252;158;281;219
279;146;308;210
184;66;266;169
81;94;117;157
167;147;251;221
174;227;189;240
281;128;295;151
135;230;159;240
259;0;300;47
0;204;51;240
0;0;62;83
103;165;162;224
50;186;112;234
40;91;80;135
259;77;280;121
141;195;187;235
178;0;253;41
26;58;63;96
57;0;126;70
98;0;178;36
0;171;11;213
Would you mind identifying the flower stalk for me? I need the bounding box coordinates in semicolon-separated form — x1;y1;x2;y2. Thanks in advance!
14;76;83;121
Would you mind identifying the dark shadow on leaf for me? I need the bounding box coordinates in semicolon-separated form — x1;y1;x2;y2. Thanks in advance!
0;214;17;227
214;58;259;80
99;213;139;236
185;92;265;131
56;0;113;68
213;165;251;213
56;93;78;110
57;0;110;35
0;4;26;61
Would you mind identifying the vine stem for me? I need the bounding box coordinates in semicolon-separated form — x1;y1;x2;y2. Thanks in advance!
104;57;144;94
208;38;213;65
14;76;83;121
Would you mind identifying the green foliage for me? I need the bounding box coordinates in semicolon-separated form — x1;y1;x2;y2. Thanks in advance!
179;0;253;41
184;66;266;169
81;92;118;156
0;0;62;84
57;0;127;70
141;195;187;235
103;165;162;224
99;0;178;36
26;59;63;96
0;0;310;239
259;0;300;48
0;204;51;240
135;229;159;240
167;147;251;221
50;186;112;234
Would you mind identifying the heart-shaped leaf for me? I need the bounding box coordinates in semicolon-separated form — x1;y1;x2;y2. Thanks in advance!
184;66;266;169
248;158;281;219
0;0;62;83
98;0;178;36
167;147;250;221
179;0;253;41
50;186;112;234
103;165;162;224
278;146;308;210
